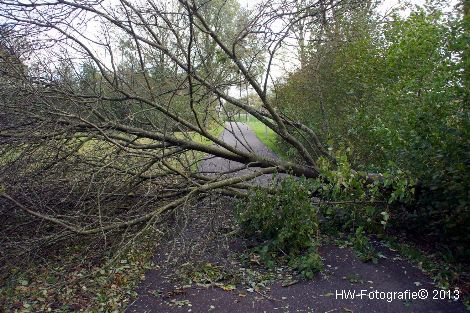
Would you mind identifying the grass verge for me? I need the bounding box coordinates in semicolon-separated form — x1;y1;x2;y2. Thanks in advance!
230;115;285;159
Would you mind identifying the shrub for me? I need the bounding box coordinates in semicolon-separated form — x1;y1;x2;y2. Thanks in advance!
237;176;323;277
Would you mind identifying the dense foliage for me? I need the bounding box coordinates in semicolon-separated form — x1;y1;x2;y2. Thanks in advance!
275;3;469;260
237;176;323;278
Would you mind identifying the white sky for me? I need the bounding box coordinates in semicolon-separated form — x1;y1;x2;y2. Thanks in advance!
7;0;458;95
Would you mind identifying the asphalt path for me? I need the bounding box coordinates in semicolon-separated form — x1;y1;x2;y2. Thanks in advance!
198;122;281;186
126;122;467;313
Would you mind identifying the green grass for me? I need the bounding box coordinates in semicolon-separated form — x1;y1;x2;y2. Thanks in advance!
246;120;277;151
174;124;225;146
0;147;24;167
229;114;286;158
4;125;226;176
243;119;287;159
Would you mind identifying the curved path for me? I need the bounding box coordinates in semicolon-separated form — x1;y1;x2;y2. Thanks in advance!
198;122;281;186
126;122;466;313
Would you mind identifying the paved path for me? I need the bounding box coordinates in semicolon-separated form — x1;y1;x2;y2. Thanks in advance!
198;122;281;185
126;122;466;313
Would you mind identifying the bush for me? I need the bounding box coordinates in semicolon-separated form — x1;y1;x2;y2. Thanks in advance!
237;176;323;278
274;4;470;262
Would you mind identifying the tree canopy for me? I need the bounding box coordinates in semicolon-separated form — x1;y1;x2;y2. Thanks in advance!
0;0;468;310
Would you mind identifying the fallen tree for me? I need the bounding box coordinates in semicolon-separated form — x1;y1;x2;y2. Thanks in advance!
0;0;375;265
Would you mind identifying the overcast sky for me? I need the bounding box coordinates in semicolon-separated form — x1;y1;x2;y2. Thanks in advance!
7;0;458;96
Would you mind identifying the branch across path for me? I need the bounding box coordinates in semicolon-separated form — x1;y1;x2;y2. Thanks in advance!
199;122;283;186
126;123;466;313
